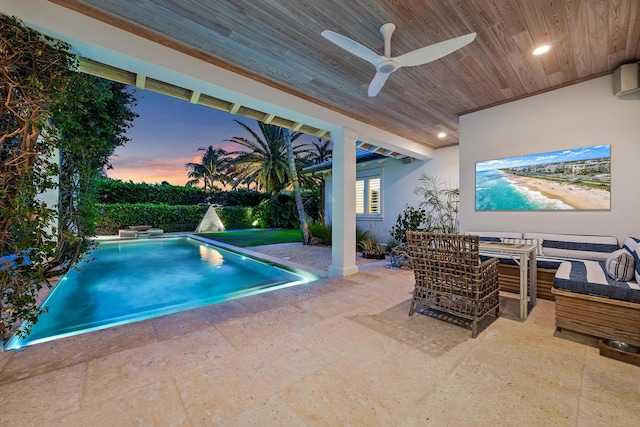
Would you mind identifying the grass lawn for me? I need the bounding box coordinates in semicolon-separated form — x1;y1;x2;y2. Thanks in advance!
196;228;303;247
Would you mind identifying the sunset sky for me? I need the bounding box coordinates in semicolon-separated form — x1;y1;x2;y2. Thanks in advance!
108;89;320;186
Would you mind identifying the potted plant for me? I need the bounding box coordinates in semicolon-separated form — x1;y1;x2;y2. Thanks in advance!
358;237;386;260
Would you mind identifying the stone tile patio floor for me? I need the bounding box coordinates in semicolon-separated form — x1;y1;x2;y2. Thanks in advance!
1;260;639;426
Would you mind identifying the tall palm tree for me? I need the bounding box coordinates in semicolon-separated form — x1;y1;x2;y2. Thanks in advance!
184;146;229;191
283;128;311;244
226;120;310;194
306;137;332;164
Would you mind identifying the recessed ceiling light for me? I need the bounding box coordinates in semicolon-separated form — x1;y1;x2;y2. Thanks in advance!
533;45;551;55
437;132;447;138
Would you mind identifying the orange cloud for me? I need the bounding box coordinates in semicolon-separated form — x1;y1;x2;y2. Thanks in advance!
108;156;198;186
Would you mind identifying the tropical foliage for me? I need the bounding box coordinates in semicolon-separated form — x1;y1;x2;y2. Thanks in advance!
389;175;460;244
53;74;137;268
185;146;230;191
1;14;78;341
390;205;428;244
226;120;315;193
0;15;137;341
414;174;460;234
309;221;332;245
306;137;332;164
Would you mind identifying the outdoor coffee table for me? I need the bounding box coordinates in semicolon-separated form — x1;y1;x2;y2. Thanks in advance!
479;242;537;320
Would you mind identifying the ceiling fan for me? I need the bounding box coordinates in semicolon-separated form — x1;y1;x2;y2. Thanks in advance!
321;23;476;97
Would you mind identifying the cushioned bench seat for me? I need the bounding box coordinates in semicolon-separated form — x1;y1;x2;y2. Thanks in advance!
554;260;640;303
552;236;640;347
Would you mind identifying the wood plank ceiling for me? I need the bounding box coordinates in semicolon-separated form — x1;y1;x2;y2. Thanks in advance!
50;0;640;150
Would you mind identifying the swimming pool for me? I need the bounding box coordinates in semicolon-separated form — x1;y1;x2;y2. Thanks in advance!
5;236;316;350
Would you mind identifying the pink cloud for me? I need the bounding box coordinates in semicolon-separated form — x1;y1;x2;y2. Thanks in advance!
108;156;200;186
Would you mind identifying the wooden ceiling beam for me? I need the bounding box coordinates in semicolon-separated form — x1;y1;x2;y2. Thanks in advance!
189;90;201;104
135;74;146;89
229;103;242;114
76;58;333;140
262;113;275;124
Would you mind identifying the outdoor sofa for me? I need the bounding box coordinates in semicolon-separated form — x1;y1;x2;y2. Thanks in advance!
468;231;640;347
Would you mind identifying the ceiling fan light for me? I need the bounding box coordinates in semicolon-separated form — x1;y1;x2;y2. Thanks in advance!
533;45;551;55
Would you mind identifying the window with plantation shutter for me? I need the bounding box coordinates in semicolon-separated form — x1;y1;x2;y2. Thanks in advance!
355;179;365;214
368;177;380;214
355;172;382;219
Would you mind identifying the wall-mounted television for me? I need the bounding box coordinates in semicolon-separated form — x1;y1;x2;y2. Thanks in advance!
475;145;610;211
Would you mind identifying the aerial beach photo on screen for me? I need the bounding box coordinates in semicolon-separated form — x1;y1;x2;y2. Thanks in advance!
476;145;610;211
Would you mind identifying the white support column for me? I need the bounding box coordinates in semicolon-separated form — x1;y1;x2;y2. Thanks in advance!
329;128;358;277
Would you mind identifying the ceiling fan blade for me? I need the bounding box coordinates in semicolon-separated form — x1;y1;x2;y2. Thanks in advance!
368;72;389;97
321;30;380;65
396;33;476;67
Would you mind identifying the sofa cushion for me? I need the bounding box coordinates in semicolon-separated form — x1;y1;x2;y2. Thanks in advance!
554;260;640;303
501;238;543;256
622;237;639;253
605;249;635;282
524;232;618;261
624;237;640;284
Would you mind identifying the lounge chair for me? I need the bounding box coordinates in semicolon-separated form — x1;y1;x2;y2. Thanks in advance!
406;232;500;337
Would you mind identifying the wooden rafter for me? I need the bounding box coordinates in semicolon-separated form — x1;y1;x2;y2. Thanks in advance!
77;57;331;140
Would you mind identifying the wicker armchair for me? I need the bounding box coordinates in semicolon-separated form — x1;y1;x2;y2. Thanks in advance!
406;232;500;338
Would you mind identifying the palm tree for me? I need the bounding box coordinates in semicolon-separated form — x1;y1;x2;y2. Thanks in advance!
184;146;229;191
306;137;332;164
283;128;311;244
226;120;311;193
227;120;315;243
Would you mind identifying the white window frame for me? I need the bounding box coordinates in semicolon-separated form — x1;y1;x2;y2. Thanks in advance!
355;168;383;220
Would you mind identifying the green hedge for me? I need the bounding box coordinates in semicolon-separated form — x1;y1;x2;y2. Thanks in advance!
95;204;259;235
94;192;322;235
98;180;207;205
95;203;208;235
97;179;269;206
214;206;255;230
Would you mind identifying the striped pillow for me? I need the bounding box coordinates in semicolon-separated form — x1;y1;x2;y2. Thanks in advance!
501;238;543;256
605;249;635;281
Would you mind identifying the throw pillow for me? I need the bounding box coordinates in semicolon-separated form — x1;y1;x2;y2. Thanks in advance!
626;237;640;283
501;238;543;256
605;248;636;282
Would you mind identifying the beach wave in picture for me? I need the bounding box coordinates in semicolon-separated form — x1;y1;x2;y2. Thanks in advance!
508;180;573;210
476;170;571;210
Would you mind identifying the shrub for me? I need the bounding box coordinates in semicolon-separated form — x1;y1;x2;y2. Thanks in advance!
252;195;299;228
214;206;255;230
309;221;332;245
390;205;428;243
95;203;208;234
212;190;269;207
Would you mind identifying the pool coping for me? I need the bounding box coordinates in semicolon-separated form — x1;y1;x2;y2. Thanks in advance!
187;235;328;279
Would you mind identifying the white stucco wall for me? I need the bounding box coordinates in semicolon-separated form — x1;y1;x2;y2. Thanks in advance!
459;75;640;244
37;148;60;237
325;145;459;242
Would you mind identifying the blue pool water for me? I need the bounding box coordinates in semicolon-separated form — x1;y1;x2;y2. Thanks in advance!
476;169;572;210
6;237;315;350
